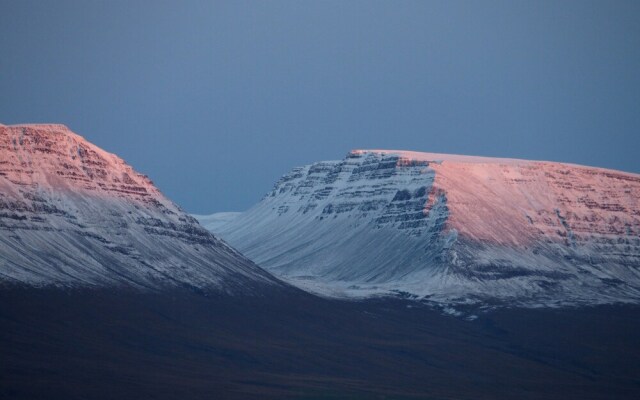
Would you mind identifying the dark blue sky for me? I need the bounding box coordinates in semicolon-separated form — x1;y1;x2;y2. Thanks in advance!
1;1;639;213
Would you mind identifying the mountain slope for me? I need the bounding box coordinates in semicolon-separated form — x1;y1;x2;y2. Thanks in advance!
0;123;281;292
207;149;640;305
192;211;242;232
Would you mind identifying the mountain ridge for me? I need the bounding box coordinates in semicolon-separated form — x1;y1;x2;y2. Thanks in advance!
202;149;640;306
0;123;283;292
351;149;640;174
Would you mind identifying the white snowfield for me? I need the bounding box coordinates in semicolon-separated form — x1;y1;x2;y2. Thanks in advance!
0;124;282;292
207;149;640;306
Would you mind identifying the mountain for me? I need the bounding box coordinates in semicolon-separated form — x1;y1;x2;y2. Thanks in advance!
202;149;640;306
2;129;640;399
0;123;281;292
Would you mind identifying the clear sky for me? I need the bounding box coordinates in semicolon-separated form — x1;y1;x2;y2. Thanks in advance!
1;1;639;213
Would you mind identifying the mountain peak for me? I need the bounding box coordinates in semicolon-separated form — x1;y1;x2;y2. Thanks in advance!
0;124;282;291
349;149;527;165
349;149;640;178
211;149;640;306
4;122;71;130
0;123;157;199
1;123;81;143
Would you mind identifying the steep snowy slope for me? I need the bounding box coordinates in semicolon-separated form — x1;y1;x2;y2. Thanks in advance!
0;124;282;292
212;150;640;306
193;212;242;232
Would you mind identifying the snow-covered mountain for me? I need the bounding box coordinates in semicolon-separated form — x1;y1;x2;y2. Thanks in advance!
0;123;282;292
204;149;640;306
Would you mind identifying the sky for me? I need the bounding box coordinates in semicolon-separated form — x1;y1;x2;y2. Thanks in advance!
1;1;639;213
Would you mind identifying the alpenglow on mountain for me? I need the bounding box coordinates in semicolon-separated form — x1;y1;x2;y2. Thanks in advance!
200;149;640;306
0;123;283;292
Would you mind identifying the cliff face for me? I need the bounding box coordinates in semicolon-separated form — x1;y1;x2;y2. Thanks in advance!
211;150;640;306
0;124;280;291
